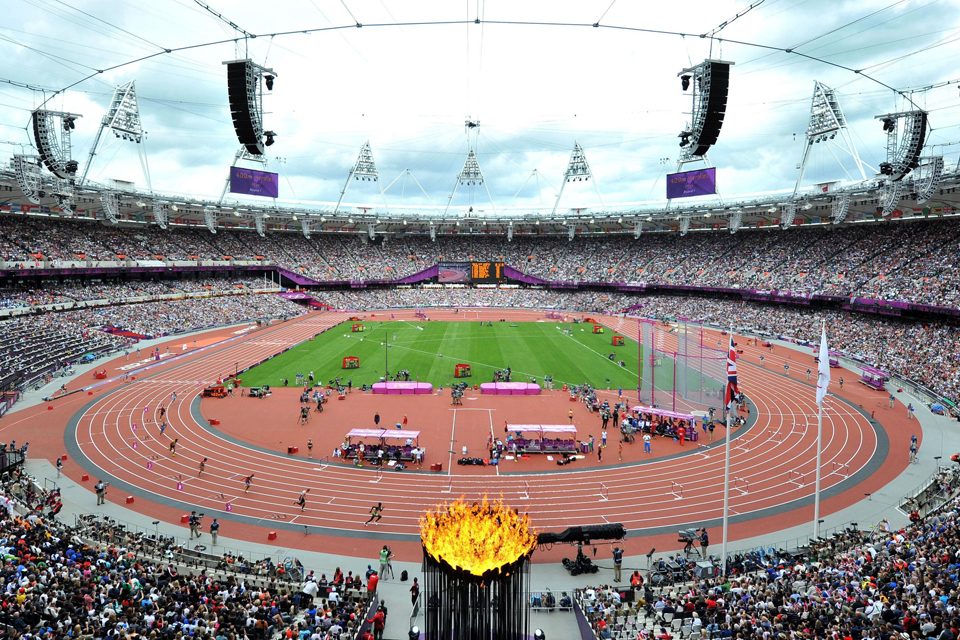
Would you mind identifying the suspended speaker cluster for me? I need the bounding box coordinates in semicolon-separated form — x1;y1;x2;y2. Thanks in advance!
830;193;850;225
680;216;691;236
679;60;733;158
914;156;944;204
879;181;903;218
301;217;311;239
204;209;218;234
153;201;168;230
31;109;81;180
728;209;743;235
13;154;44;204
101;191;121;224
780;203;797;230
877;110;928;182
224;59;277;156
254;211;265;237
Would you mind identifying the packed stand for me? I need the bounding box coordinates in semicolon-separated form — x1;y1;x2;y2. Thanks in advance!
1;469;384;640
0;314;124;388
575;486;960;640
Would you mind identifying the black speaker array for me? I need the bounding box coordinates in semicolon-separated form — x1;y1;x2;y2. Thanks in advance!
692;61;731;157
226;61;264;156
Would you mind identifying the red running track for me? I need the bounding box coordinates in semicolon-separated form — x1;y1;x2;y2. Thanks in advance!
16;309;909;563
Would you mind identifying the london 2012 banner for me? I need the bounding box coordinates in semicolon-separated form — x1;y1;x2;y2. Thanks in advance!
229;167;280;198
666;167;717;199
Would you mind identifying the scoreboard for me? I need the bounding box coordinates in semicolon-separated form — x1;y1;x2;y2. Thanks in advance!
470;262;505;283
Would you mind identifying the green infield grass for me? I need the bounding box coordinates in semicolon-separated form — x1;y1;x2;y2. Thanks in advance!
239;321;640;390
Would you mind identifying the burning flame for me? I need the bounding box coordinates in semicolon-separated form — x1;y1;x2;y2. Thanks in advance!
420;496;537;576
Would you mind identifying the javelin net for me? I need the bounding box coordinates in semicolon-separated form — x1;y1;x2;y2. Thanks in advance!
638;319;725;412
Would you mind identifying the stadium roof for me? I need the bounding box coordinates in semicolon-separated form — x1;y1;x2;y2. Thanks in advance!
1;0;959;233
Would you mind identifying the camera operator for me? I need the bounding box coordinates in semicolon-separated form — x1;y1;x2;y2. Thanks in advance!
188;510;204;539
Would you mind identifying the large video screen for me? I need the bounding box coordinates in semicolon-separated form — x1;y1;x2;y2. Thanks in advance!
229;166;280;198
471;262;505;283
438;262;470;283
666;167;717;199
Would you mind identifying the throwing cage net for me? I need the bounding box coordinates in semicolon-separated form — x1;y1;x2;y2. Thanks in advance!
637;319;725;411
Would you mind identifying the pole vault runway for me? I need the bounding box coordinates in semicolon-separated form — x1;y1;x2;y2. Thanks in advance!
47;308;907;562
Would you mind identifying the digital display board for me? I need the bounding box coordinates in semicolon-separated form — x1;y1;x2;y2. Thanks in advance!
666;167;717;199
438;262;470;283
229;166;280;198
471;262;505;283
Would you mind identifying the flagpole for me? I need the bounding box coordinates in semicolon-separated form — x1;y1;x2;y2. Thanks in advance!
721;326;733;576
813;321;827;540
814;402;823;539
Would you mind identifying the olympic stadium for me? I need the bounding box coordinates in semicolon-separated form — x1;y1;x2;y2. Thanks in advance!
2;2;960;639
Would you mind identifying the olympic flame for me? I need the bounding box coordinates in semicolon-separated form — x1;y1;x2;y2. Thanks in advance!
420;496;537;576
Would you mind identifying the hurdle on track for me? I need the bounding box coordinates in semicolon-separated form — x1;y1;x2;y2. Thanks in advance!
317;456;330;470
737;439;751;453
369;467;383;484
442;477;453;493
734;476;750;495
670;481;683;500
787;470;806;487
599;483;610;501
831;461;851;477
697;443;711;458
518;481;530;500
769;428;785;443
789;422;807;436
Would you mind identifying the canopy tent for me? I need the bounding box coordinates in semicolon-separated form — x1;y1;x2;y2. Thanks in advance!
346;428;420;444
501;424;577;454
631;405;697;422
505;424;577;434
860;368;888;391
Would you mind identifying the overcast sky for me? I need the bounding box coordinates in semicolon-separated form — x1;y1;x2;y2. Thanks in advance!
1;0;958;211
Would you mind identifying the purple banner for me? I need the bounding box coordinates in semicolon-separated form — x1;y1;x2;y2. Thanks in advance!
667;167;717;199
229;166;279;198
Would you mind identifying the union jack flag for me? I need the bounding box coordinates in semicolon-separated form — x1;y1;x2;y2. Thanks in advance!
725;333;739;410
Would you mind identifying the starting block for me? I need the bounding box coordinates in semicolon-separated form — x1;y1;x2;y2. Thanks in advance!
787;470;806;487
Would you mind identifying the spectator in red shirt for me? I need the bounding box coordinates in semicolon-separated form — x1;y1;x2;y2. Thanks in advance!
366;606;386;640
367;571;379;596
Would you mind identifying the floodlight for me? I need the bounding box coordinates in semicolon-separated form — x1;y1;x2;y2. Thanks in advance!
264;131;276;146
534;630;546;639
681;75;691;90
408;627;420;640
264;75;275;90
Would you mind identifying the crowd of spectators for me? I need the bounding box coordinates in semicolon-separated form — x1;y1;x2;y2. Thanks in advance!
3;215;960;307
577;485;960;640
0;279;268;308
1;470;382;640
